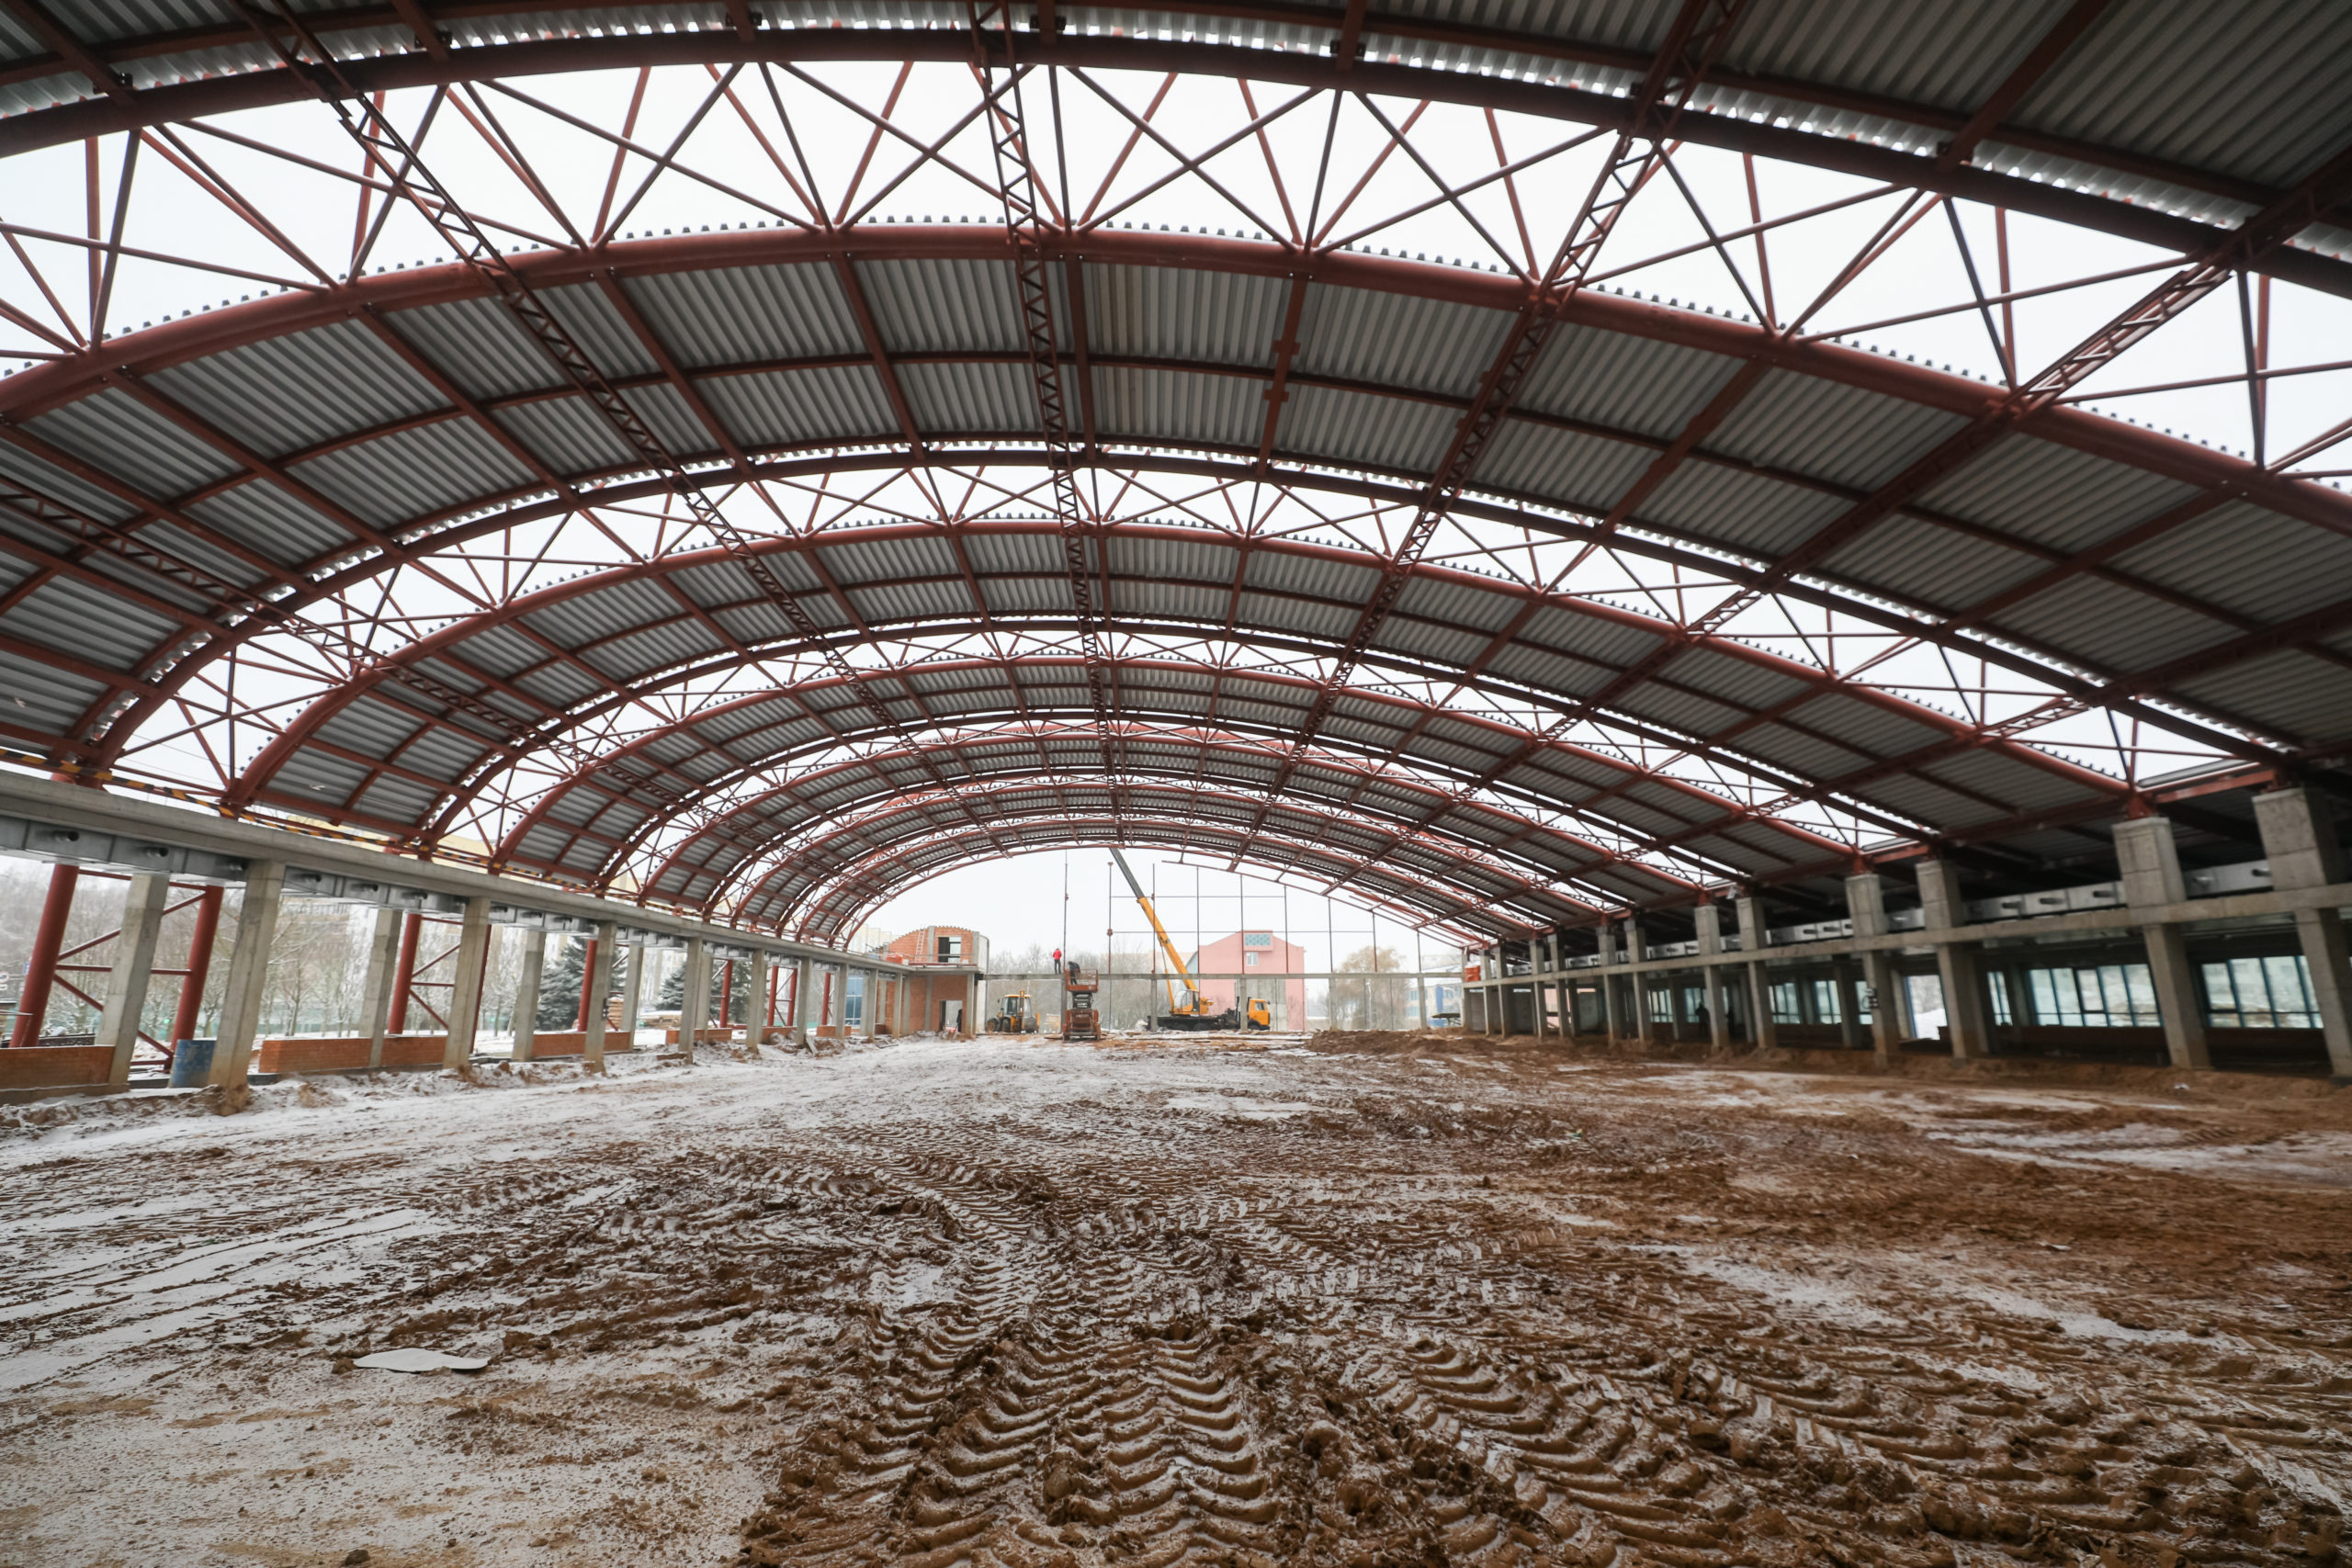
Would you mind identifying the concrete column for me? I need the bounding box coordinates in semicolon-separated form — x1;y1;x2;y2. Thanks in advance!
2113;815;2210;1070
2254;788;2352;1077
1599;925;1624;1041
583;921;616;1068
97;873;171;1087
681;937;709;1048
1736;896;1776;1051
1917;860;1991;1059
742;950;768;1045
620;942;646;1043
791;956;813;1045
1694;904;1731;1053
1623;919;1655;1043
209;862;286;1087
1846;874;1903;1062
441;895;493;1070
508;927;548;1064
358;907;400;1070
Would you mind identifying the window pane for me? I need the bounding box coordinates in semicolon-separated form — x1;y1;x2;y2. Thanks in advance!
2200;962;2236;1028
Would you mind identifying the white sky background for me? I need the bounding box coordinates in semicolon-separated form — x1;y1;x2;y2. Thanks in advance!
4;58;2348;928
865;844;1459;974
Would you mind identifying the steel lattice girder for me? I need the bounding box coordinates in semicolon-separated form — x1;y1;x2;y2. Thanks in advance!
2;19;2349;298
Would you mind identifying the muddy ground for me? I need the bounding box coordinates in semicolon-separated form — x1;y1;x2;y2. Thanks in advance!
2;1032;2347;1568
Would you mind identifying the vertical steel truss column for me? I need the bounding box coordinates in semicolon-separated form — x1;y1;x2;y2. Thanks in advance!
510;926;548;1064
358;907;400;1070
170;884;223;1052
8;863;79;1048
1918;860;1991;1060
584;922;617;1069
96;873;170;1086
211;862;286;1087
2253;789;2352;1077
441;895;493;1070
577;936;601;1032
2113;815;2211;1071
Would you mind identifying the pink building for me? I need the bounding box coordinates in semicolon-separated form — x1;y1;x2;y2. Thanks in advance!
1189;931;1308;1028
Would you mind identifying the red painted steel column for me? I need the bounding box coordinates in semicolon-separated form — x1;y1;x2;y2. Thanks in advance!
169;885;224;1045
386;912;422;1032
576;937;599;1029
8;864;79;1048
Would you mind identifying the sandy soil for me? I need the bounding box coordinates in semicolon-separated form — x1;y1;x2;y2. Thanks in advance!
2;1032;2347;1568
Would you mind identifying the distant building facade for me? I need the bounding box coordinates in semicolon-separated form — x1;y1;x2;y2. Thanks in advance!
1188;931;1308;1027
878;925;989;1033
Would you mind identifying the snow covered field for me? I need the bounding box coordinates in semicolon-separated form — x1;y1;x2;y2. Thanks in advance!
2;1035;2346;1566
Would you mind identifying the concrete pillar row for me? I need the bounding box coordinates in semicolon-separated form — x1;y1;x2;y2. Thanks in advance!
1599;922;1624;1042
1694;903;1732;1055
509;927;548;1064
2113;815;2211;1071
583;921;617;1068
619;943;646;1041
681;937;710;1048
210;862;287;1087
1845;873;1905;1061
791;956;814;1045
96;873;171;1088
1918;860;1991;1059
1623;919;1654;1043
742;950;768;1047
441;895;493;1070
2254;788;2352;1077
1736;896;1777;1052
359;907;401;1071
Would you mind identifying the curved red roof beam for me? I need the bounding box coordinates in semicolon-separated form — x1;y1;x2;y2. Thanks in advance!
2;234;2338;793
622;737;1736;925
773;807;1555;945
1;23;2346;300
486;654;1896;897
723;781;1623;937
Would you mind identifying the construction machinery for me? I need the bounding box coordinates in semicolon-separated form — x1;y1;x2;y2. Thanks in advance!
1061;963;1102;1041
988;991;1038;1034
1109;848;1270;1032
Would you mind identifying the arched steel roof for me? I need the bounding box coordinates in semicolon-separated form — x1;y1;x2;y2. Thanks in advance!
2;0;2348;293
2;0;2346;940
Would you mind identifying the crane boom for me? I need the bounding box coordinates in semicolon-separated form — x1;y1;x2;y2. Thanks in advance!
1108;848;1204;1010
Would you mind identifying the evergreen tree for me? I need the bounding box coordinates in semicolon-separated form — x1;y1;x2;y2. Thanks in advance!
537;938;588;1029
654;953;752;1022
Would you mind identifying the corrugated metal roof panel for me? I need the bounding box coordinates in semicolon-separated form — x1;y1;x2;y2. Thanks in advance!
0;438;139;526
1787;693;1950;759
1276;384;1454;475
2112;501;2352;625
2;573;178;669
1918;748;2104;811
1118;579;1227;622
1987;574;2237;673
700;366;899;448
1652;647;1813;712
1724;0;2066;114
1475;420;1653;513
1092;367;1259;449
26;389;241;497
899;360;1037;434
524;575;678;648
1816;513;2044;613
1245;547;1380;602
1083;263;1287;367
146;320;449;461
625;264;864;365
1294;285;1515;398
858;256;1057;353
818;533;958;584
1395;573;1522;632
1614;682;1746;739
1484;640;1616;696
622;383;714;457
584;619;729;682
1736;721;1871;781
1705;369;1971;491
1104;533;1230;583
292;420;539;529
183;482;357;570
982;577;1080;615
1917;434;2198;554
1641;462;1847;556
1515;324;1740;438
963;527;1067;575
846;579;972;622
493;396;635;476
1236;592;1356;640
387;298;569;400
1516;604;1662;667
1373;615;1490;667
2012;0;2352;186
2169;649;2352;745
